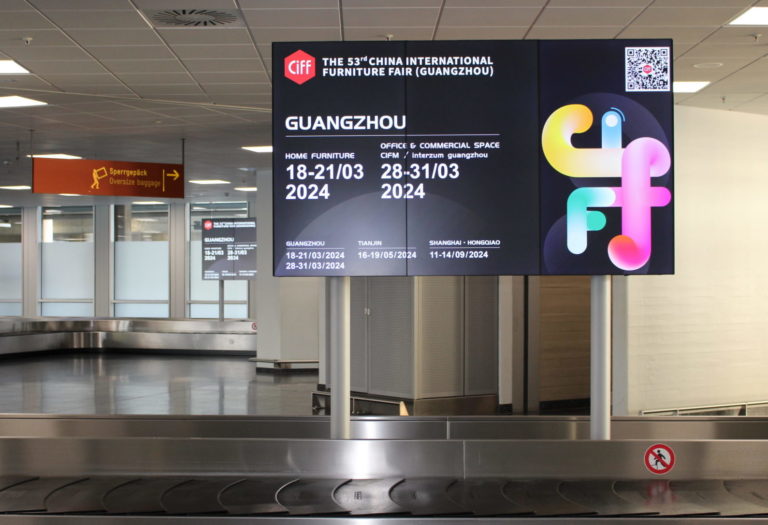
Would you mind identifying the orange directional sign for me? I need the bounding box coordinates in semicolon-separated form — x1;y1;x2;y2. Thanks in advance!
33;158;184;198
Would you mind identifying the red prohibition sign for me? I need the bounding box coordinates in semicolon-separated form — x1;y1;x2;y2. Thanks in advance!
644;443;675;474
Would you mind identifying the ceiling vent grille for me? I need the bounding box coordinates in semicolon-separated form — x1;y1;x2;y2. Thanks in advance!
145;9;242;27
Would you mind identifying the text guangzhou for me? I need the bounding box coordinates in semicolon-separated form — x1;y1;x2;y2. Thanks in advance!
285;115;406;132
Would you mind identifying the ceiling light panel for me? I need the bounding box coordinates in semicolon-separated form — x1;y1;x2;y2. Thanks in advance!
730;7;768;26
0;96;46;108
0;60;29;74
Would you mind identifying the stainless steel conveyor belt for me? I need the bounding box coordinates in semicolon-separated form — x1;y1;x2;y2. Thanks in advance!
0;475;766;520
0;438;762;522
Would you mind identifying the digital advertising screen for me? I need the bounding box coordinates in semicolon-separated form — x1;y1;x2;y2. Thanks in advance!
273;40;673;277
201;217;257;280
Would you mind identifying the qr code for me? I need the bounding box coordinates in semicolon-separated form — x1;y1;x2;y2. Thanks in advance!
625;47;670;92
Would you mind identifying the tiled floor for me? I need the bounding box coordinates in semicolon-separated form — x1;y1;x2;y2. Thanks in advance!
0;353;317;416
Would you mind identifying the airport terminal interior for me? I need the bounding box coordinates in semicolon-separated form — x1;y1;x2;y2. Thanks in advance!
1;0;768;522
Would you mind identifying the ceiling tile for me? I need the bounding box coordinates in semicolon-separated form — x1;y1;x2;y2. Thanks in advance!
193;71;268;83
199;83;269;94
536;7;643;26
548;0;649;5
131;0;239;8
42;73;125;85
679;92;759;111
0;75;57;90
131;84;206;95
631;7;745;26
238;0;338;7
683;43;767;59
182;58;263;73
445;0;544;5
440;7;541;26
435;26;527;39
101;59;186;74
65;29;162;46
42;10;148;29
157;27;252;45
3;45;92;60
242;8;339;27
344;27;434;40
0;29;72;46
86;45;176;60
30;0;135;9
704;72;768;92
618;26;716;43
652;0;753;6
120;72;194;84
0;1;36;10
172;44;260;59
21;60;107;75
527;25;623;38
0;11;55;30
674;56;753;77
343;8;440;27
249;27;340;42
702;26;768;45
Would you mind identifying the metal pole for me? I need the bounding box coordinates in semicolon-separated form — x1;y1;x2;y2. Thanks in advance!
329;276;351;439
590;275;611;440
218;279;225;321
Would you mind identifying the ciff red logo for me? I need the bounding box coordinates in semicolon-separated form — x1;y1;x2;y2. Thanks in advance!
285;50;315;85
203;220;213;231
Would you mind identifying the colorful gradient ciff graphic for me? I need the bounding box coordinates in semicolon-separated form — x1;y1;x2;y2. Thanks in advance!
542;103;671;271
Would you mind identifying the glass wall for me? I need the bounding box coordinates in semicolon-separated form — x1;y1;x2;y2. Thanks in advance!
113;203;170;318
0;207;22;316
40;206;94;316
189;202;249;318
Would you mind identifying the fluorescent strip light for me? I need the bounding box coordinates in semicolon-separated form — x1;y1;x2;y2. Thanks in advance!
0;61;29;74
58;193;80;196
0;185;30;190
28;153;82;159
0;204;13;208
189;179;230;185
673;81;710;93
0;96;46;108
0;223;10;228
730;7;768;25
242;146;273;153
132;201;165;205
234;187;258;192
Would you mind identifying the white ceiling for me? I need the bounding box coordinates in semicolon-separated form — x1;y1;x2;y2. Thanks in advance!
0;0;765;206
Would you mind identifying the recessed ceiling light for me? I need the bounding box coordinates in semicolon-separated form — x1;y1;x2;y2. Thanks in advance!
0;61;29;74
28;153;82;159
0;96;46;108
132;201;165;205
242;146;273;153
234;186;258;192
189;179;230;185
730;7;768;25
0;185;30;190
693;62;723;69
0;204;13;208
58;193;80;196
673;81;710;93
0;223;11;228
43;209;61;214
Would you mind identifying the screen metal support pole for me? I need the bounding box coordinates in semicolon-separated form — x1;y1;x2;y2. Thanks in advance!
218;279;225;321
591;274;611;440
330;275;351;439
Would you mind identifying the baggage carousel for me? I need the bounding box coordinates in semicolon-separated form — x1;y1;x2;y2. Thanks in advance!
0;437;763;522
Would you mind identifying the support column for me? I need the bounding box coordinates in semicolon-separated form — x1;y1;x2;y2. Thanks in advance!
168;201;187;318
93;204;111;317
329;275;350;440
21;207;38;317
590;274;611;440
